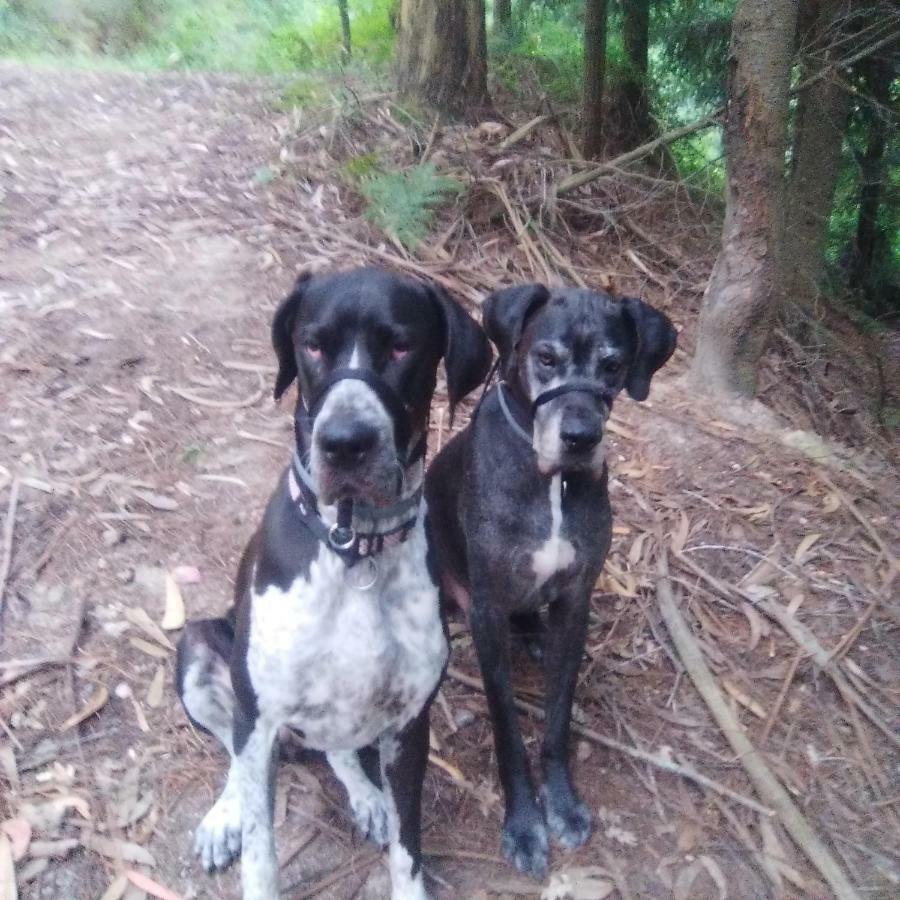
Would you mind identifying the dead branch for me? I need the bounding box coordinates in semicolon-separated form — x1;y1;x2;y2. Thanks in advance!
0;477;20;619
674;552;900;752
655;548;863;900
445;666;774;817
554;113;721;197
498;115;551;152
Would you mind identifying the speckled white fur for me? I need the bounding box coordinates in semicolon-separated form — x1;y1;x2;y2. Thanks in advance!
327;750;389;845
215;510;445;900
531;474;576;588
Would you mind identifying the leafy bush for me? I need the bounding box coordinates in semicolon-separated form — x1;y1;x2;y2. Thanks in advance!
359;163;463;249
0;0;396;73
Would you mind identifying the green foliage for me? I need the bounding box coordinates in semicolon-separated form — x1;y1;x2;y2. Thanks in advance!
277;75;329;110
359;163;463;249
490;4;584;104
341;152;383;183
0;0;396;73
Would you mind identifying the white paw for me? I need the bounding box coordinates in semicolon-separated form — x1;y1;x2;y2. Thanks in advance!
348;784;389;847
195;792;242;872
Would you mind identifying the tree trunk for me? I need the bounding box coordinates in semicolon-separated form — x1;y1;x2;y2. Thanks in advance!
613;0;652;150
849;54;892;291
783;0;851;308
337;0;352;59
397;0;489;118
689;0;799;397
495;0;512;28
582;0;609;159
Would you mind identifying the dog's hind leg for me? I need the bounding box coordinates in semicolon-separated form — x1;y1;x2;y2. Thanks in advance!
327;750;388;846
176;618;243;873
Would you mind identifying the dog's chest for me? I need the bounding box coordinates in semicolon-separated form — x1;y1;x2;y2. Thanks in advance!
531;474;576;589
247;527;446;750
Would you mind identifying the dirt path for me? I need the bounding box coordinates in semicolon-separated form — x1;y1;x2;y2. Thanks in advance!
2;62;898;900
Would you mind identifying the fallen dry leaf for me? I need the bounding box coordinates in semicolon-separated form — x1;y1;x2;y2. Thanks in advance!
793;533;822;564
542;867;614;900
132;489;179;512
131;697;151;733
161;573;185;631
0;833;16;900
126;871;183;900
129;637;170;659
82;833;155;867
0;746;18;792
60;684;109;732
670;511;691;555
124;607;175;651
0;819;30;861
146;666;165;709
722;678;766;718
172;564;200;584
98;874;129;900
27;839;79;859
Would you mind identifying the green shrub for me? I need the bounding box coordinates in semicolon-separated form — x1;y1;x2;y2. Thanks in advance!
360;163;463;249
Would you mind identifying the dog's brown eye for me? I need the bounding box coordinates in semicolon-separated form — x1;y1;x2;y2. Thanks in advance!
537;349;556;368
304;340;322;359
392;342;411;361
604;359;622;374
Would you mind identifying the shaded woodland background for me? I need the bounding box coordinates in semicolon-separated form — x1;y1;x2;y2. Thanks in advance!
1;3;899;900
2;0;897;333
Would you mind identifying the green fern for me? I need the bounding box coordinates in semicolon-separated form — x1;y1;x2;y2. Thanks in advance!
360;163;462;249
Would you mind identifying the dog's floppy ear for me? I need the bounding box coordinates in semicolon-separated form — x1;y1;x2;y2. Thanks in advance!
621;297;677;401
428;283;493;410
272;270;313;401
482;283;550;377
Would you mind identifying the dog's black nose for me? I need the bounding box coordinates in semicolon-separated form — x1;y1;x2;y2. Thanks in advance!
561;420;602;453
319;420;379;467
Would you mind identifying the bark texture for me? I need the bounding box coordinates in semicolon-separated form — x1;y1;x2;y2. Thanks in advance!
582;0;609;159
397;0;489;118
850;53;893;290
337;0;352;59
783;0;852;308
689;0;799;397
611;0;652;150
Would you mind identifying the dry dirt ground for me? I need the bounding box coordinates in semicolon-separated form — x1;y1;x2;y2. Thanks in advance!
1;62;899;900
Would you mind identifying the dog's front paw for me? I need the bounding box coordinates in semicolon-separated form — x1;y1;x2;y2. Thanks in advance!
195;793;242;873
501;809;549;879
541;786;592;849
348;784;389;847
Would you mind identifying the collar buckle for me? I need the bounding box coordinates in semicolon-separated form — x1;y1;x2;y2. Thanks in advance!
328;523;357;551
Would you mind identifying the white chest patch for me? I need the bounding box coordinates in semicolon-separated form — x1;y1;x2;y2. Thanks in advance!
531;474;576;588
246;516;447;751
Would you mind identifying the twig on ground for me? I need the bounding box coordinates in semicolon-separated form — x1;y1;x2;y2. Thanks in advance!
288;847;381;898
673;552;900;751
445;667;773;817
0;477;20;619
655;546;863;900
760;648;805;747
817;473;898;580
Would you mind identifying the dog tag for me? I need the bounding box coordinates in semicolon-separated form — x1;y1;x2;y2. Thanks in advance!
346;557;379;591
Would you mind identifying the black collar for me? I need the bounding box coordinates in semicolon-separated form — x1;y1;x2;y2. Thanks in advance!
287;452;423;567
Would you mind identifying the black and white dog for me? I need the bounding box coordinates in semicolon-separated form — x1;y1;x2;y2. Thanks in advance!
176;268;491;900
426;283;676;877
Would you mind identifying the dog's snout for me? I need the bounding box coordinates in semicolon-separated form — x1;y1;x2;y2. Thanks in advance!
561;418;602;453
319;419;379;468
